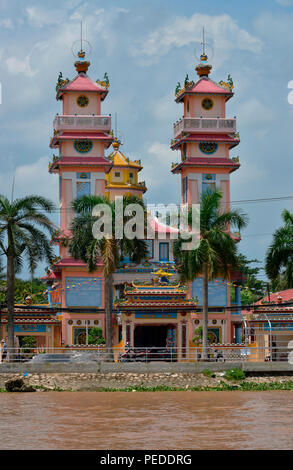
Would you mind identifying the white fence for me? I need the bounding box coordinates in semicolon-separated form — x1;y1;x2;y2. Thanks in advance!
173;117;236;137
1;344;291;363
53;115;111;132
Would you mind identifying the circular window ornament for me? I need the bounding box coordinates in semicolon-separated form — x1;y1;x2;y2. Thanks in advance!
199;142;218;154
68;320;73;325
202;98;213;110
94;320;99;325
74;140;93;153
194;319;200;325
212;319;217;325
77;95;89;107
77;320;82;325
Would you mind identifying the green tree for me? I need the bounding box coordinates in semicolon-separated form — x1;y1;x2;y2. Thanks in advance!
265;209;293;288
0;195;55;357
0;257;5;280
231;254;265;305
174;189;248;359
70;194;148;361
88;327;105;345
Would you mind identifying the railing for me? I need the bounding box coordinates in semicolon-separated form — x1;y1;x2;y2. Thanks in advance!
173;117;236;138
1;343;292;363
53;115;112;132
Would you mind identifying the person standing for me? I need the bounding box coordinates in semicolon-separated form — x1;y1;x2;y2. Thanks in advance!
1;339;7;362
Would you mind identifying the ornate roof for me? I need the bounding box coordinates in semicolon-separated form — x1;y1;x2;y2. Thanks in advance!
171;156;240;174
56;73;109;101
175;77;233;103
116;275;198;310
108;140;142;170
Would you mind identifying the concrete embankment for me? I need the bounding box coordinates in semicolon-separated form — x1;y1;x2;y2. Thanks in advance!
0;362;293;391
1;371;293;391
0;361;293;374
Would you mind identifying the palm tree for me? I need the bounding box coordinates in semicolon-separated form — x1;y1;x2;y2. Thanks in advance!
174;189;248;359
0;195;55;357
265;209;293;288
70;194;148;360
0;257;5;280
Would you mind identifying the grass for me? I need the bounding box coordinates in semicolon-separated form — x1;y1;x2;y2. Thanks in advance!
224;368;246;381
2;382;293;392
86;381;293;392
202;369;214;378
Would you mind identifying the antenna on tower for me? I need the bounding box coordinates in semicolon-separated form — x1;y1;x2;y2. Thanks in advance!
80;20;83;53
194;27;214;65
11;173;15;203
115;112;117;139
201;26;206;56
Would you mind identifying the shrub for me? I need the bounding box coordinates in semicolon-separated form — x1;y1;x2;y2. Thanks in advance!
88;327;105;345
224;368;246;381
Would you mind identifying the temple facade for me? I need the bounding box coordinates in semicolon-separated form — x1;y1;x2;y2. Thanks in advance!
41;43;243;354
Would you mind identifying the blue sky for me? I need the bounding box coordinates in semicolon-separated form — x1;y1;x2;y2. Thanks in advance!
1;0;293;279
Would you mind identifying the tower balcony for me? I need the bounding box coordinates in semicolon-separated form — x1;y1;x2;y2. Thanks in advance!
53;114;112;133
173;117;236;138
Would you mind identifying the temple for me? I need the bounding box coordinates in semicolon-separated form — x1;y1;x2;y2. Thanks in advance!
38;37;244;354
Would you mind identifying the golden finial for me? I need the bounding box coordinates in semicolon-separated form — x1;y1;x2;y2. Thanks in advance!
195;27;212;77
112;138;120;150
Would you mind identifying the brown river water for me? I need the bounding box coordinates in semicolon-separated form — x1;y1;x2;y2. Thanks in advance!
1;391;293;450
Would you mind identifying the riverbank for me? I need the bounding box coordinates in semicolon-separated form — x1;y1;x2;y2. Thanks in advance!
1;371;293;392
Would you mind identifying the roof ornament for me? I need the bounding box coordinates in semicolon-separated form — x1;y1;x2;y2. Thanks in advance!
111;112;124;150
71;21;92;73
195;27;213;77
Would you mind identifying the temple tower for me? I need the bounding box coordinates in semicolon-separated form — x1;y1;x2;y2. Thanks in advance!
170;44;242;344
47;45;114;345
105;139;147;200
171;51;240;207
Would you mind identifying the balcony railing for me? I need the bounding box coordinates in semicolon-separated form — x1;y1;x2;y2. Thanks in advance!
173;117;236;138
54;114;112;132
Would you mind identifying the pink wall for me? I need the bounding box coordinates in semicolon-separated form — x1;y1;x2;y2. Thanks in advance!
62;92;101;115
184;95;226;118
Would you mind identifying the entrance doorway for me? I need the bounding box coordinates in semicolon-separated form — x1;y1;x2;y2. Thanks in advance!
134;325;168;348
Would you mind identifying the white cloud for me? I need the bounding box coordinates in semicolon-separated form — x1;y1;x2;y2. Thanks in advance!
0;18;13;29
5;42;49;77
142;142;175;189
132;13;263;65
0;157;59;204
6;54;36;77
26;6;63;27
276;0;293;5
151;92;178;123
237;98;274;127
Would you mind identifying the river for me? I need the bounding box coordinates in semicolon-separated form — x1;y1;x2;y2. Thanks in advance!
1;391;292;449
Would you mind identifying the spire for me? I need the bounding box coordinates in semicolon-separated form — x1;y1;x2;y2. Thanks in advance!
74;21;90;73
195;27;212;78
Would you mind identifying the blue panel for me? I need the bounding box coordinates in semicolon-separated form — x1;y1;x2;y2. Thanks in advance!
159;243;169;261
76;182;91;199
182;177;188;203
76;172;90;179
135;312;177;319
235;326;242;344
202;182;216;194
65;277;102;307
192;278;227;306
202;174;216;181
145;240;153;258
15;325;47;333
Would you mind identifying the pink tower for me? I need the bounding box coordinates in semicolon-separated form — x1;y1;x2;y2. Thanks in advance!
47;48;114;346
171;46;243;344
